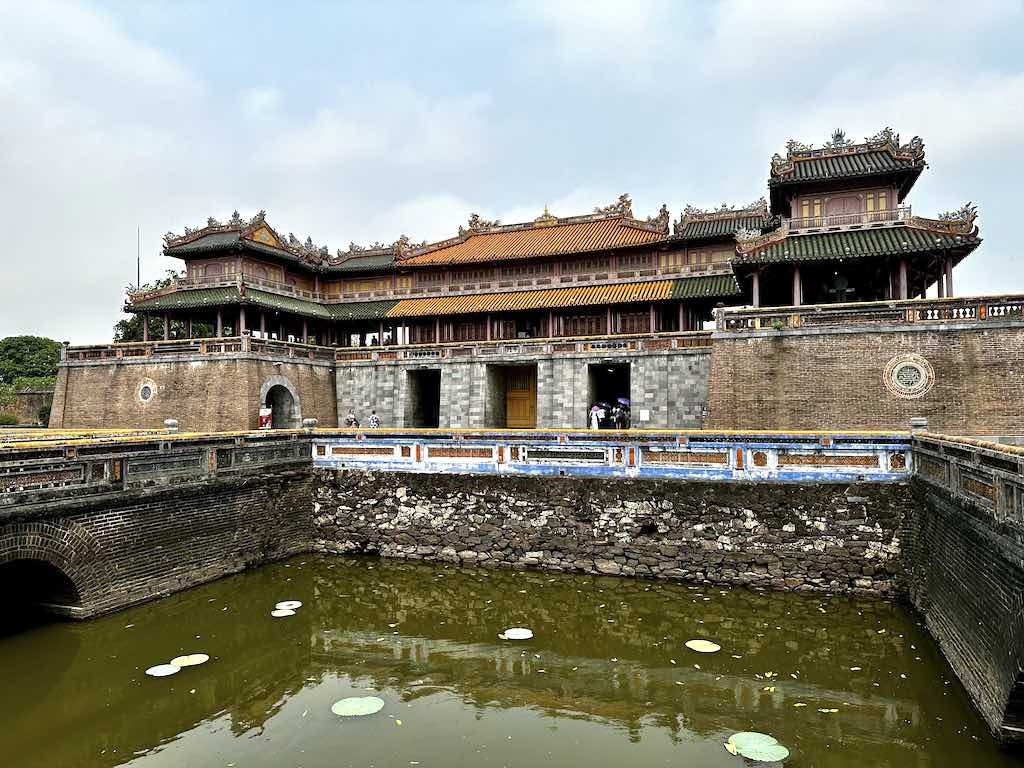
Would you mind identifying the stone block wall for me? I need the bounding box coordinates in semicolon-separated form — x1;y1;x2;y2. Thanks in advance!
706;321;1024;434
335;347;712;430
52;354;338;431
312;469;911;595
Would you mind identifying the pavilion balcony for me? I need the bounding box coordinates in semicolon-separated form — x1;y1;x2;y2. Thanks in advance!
784;205;911;234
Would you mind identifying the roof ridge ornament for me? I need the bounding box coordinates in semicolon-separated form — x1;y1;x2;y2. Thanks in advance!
594;193;633;217
534;205;558;226
675;198;768;233
645;203;670;234
907;202;979;236
771;127;926;176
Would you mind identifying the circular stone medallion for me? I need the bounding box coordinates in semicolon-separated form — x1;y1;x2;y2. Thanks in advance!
883;354;935;399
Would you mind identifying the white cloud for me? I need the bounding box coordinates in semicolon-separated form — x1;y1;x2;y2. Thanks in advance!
240;86;283;120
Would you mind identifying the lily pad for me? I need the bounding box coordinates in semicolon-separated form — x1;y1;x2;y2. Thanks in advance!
498;627;534;641
726;731;790;762
685;639;721;653
276;600;302;610
170;653;209;667
145;664;181;677
331;696;385;717
271;608;296;618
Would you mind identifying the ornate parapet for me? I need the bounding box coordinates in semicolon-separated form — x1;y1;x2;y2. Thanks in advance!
673;198;769;235
907;203;979;237
733;221;789;255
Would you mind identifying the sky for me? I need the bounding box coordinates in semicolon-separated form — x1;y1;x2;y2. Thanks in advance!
2;0;1023;343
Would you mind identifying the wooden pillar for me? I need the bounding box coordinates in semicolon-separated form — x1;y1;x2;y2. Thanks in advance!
434;317;441;343
898;259;909;300
216;310;223;337
649;303;657;334
486;314;492;341
302;320;308;344
378;321;385;345
143;315;150;342
752;271;761;308
936;269;945;298
678;302;687;331
548;310;555;338
163;314;170;340
239;306;246;336
278;321;284;341
260;312;266;338
606;307;613;335
945;257;954;298
185;318;192;338
791;266;802;307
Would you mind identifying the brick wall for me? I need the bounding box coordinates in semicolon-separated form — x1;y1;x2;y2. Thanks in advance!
312;469;911;596
0;470;314;618
706;322;1024;433
52;355;338;431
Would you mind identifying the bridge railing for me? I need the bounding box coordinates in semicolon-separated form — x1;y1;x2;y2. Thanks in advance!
0;430;311;510
913;432;1024;524
310;428;912;481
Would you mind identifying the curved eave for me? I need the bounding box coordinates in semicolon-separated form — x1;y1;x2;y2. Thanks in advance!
733;227;980;266
768;165;924;216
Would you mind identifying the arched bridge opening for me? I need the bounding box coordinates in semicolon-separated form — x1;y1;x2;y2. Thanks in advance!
0;559;82;635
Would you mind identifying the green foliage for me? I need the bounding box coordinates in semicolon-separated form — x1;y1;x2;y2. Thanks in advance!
0;383;13;409
113;315;215;342
114;315;145;342
0;413;17;426
12;375;55;391
0;336;62;385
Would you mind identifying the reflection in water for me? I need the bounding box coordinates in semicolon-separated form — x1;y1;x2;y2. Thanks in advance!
0;555;1017;767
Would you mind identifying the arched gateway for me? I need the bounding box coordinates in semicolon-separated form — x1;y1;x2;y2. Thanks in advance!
259;375;302;429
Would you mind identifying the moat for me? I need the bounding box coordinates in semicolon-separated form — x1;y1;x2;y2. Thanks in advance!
0;555;1017;768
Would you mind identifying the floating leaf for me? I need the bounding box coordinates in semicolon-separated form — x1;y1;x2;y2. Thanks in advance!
170;653;209;668
331;696;385;717
724;741;738;755
276;600;302;610
145;664;181;678
726;731;791;762
271;609;295;618
685;639;721;653
499;627;534;641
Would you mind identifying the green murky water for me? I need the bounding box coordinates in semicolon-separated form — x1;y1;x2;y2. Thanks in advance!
0;555;1018;767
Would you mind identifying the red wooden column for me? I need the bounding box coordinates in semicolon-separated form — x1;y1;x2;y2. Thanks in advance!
259;312;266;339
945;257;954;297
216;310;223;337
239;307;246;336
649;303;657;333
142;315;150;342
379;321;385;345
486;314;492;341
163;314;170;340
606;307;612;335
302;320;308;344
898;259;909;299
751;271;761;307
791;266;802;306
434;317;441;343
185;318;192;338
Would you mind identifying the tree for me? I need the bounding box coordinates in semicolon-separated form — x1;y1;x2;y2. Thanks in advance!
0;336;62;385
114;269;212;342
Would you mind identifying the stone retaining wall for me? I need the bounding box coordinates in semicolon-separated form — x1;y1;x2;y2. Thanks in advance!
312;469;912;595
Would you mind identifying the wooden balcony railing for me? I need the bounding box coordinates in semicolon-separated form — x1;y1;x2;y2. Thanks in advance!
718;294;1024;332
127;264;735;308
784;205;911;233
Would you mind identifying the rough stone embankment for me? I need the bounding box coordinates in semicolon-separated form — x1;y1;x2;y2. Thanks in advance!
312;469;912;595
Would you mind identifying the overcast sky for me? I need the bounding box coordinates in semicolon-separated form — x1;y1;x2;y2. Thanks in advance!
2;0;1023;343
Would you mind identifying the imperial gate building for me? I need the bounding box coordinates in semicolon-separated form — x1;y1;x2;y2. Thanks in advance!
52;128;1022;435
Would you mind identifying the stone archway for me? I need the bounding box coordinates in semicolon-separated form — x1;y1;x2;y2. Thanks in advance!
0;521;100;620
260;375;302;429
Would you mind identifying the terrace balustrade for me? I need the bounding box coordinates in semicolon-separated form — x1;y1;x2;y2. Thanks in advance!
784;205;911;233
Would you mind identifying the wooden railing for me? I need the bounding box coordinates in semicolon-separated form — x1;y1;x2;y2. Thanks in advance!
128;265;735;307
718;295;1024;332
784;206;910;232
62;336;334;362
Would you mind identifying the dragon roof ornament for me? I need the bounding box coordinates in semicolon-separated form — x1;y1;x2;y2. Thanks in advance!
164;210;333;265
907;202;980;237
734;222;790;255
771;127;926;176
673;198;769;235
594;193;633;217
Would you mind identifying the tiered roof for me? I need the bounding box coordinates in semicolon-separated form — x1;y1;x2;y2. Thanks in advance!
768;128;927;214
734;204;980;265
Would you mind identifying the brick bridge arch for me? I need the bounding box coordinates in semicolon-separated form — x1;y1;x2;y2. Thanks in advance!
0;520;102;617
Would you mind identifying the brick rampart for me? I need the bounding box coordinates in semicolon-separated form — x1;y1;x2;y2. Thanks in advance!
706;321;1024;434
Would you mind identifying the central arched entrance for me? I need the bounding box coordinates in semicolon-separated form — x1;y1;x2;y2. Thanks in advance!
266;385;297;428
0;559;82;634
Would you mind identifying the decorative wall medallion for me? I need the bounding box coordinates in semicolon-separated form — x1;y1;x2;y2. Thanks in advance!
883;355;934;399
137;379;157;403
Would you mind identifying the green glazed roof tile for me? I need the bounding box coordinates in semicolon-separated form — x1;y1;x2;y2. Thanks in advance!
669;273;741;298
677;215;767;241
734;225;980;264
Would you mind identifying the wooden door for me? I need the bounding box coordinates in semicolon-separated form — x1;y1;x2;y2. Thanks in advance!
505;368;537;428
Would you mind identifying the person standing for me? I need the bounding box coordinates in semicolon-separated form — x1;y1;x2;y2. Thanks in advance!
368;409;380;429
344;410;359;428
